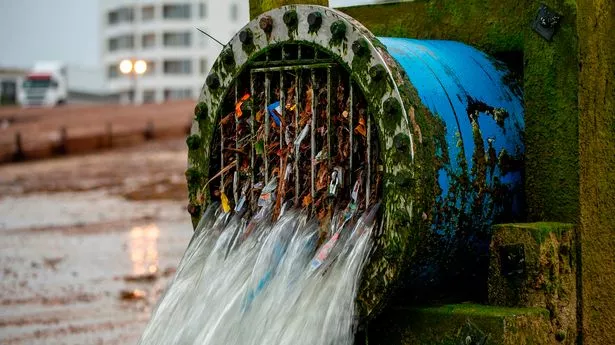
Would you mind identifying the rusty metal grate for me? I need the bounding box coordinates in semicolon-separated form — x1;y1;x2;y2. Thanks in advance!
209;44;381;222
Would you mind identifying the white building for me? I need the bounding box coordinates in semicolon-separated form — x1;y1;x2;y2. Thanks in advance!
101;0;249;104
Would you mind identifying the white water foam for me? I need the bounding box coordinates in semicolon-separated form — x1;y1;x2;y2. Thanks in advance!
138;202;378;345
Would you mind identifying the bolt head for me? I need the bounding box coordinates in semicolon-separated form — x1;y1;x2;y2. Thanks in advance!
187;203;201;216
394;134;408;151
259;16;273;33
369;65;386;81
194;102;208;119
239;29;253;45
308;12;322;31
384;97;401;117
206;74;220;89
352;39;369;56
330;20;347;39
221;49;235;67
283;10;298;27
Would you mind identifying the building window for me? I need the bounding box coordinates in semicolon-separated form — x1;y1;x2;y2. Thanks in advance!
163;4;191;19
163;60;192;74
199;3;207;18
164;88;193;101
108;7;134;25
163;32;191;47
108;64;119;79
108;35;134;52
143;61;156;76
142;5;155;21
143;90;156;103
142;33;156;49
230;3;238;21
200;58;208;74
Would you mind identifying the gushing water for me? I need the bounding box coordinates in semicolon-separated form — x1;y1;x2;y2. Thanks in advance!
138;202;379;345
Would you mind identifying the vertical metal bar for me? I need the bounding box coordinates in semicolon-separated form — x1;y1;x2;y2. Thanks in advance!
349;79;354;189
294;71;300;205
264;73;270;184
220;120;225;194
234;82;239;205
298;45;302;60
326;67;331;168
250;72;255;209
366;112;371;208
280;72;284;174
310;69;316;210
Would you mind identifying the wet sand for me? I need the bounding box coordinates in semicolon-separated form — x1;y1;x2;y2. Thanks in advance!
0;101;194;163
0;139;193;344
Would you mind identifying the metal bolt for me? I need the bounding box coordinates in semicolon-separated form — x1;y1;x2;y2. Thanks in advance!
394;133;409;152
206;74;220;90
308;12;322;32
194;102;208;119
187;203;201;217
369;65;386;81
186;134;201;150
259;15;273;33
384;97;401;117
283;10;298;27
239;29;253;45
352;38;369;56
221;49;235;67
330;20;347;39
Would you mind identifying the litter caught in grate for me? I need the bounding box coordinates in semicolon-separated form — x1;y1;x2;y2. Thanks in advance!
208;44;381;226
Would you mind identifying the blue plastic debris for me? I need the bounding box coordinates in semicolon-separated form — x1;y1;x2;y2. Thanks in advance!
267;101;282;126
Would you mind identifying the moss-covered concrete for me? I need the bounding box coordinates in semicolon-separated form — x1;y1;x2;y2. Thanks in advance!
341;1;525;55
523;0;579;223
368;304;556;344
576;0;615;343
341;0;580;223
488;223;576;344
249;0;329;19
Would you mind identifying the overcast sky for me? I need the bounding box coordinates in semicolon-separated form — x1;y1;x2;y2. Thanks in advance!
0;0;100;69
0;0;398;69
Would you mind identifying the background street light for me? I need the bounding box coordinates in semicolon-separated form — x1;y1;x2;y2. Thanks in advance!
119;59;147;104
119;59;133;75
134;60;147;75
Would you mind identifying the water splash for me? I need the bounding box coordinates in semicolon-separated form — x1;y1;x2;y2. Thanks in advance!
138;202;378;345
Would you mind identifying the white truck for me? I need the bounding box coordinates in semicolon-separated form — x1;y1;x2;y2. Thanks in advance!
18;61;68;107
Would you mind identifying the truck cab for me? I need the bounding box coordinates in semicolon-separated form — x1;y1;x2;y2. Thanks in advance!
18;62;68;107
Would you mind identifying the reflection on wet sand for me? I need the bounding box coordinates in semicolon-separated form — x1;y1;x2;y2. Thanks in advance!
129;224;160;276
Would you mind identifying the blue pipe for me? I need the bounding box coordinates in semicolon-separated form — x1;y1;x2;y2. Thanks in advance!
376;38;525;295
379;38;524;226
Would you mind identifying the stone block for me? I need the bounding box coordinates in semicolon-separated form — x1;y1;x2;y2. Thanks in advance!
368;304;557;345
488;223;576;343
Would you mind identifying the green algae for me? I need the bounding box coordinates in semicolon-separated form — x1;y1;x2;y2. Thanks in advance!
577;0;615;342
488;223;577;344
367;303;552;345
186;135;202;151
249;0;328;19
